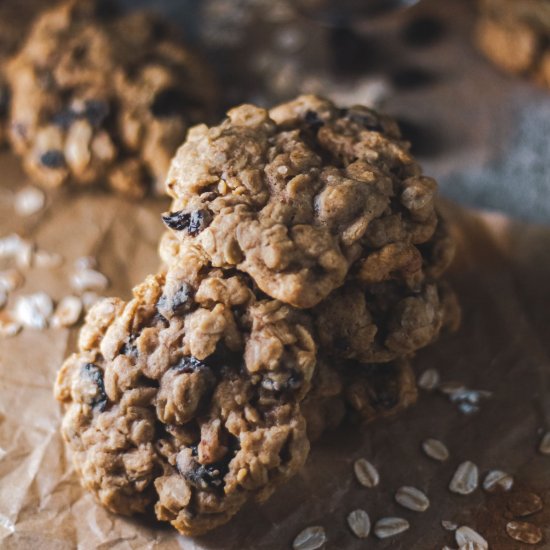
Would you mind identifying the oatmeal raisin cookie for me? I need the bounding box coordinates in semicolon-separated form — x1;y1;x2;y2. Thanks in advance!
162;95;443;307
55;265;418;535
6;0;214;196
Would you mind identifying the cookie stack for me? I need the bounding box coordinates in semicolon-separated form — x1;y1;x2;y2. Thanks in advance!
55;95;459;535
477;0;550;87
3;0;215;197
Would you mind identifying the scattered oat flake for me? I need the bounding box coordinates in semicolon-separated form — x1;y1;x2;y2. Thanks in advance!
455;526;488;549
482;470;513;493
14;186;45;216
507;491;543;517
506;520;542;544
438;381;466;395
34;249;63;269
13;292;53;329
422;438;450;461
0;233;33;267
74;256;97;270
81;291;102;311
449;461;478;495
292;526;326;550
458;402;479;415
374;517;409;539
449;389;492;404
0;312;21;337
538;431;550;455
71;268;109;292
51;296;82;328
442;520;458;531
0;269;24;293
347;509;370;539
353;458;379;488
0;234;25;258
395;486;430;512
418;368;440;390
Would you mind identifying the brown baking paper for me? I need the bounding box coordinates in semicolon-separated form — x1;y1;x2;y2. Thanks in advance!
1;147;550;550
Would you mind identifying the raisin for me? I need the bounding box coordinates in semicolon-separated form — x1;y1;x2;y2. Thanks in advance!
150;88;184;118
334;336;350;352
187;210;211;236
40;150;66;169
344;108;383;132
261;371;302;393
81;363;108;411
51;108;77;129
84;100;109;128
173;355;210;374
120;333;138;356
181;456;230;490
162;210;190;231
157;283;193;315
153;312;169;326
304;110;324;131
71;45;88;63
365;363;399;410
161;209;211;235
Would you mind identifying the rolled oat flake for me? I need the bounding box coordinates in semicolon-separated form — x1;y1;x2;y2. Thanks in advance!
395;486;430;512
51;295;82;328
347;509;370;538
449;461;479;495
455;526;488;549
14;185;45;216
353;458;379;488
441;520;458;531
422;438;450;461
507;491;543;517
506;520;542;544
418;368;440;390
539;431;550;455
13;292;54;329
482;470;513;493
292;526;327;550
71;268;109;292
373;517;410;539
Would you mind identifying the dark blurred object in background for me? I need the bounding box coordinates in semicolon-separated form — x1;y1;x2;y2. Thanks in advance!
295;0;420;25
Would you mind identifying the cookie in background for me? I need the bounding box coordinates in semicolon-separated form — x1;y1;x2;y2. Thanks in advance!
5;0;216;198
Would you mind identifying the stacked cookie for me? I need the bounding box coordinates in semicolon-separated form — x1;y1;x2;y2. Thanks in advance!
4;0;215;197
477;0;550;87
55;95;459;535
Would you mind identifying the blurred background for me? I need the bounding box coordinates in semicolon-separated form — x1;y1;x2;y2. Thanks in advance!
121;0;550;223
6;0;550;222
